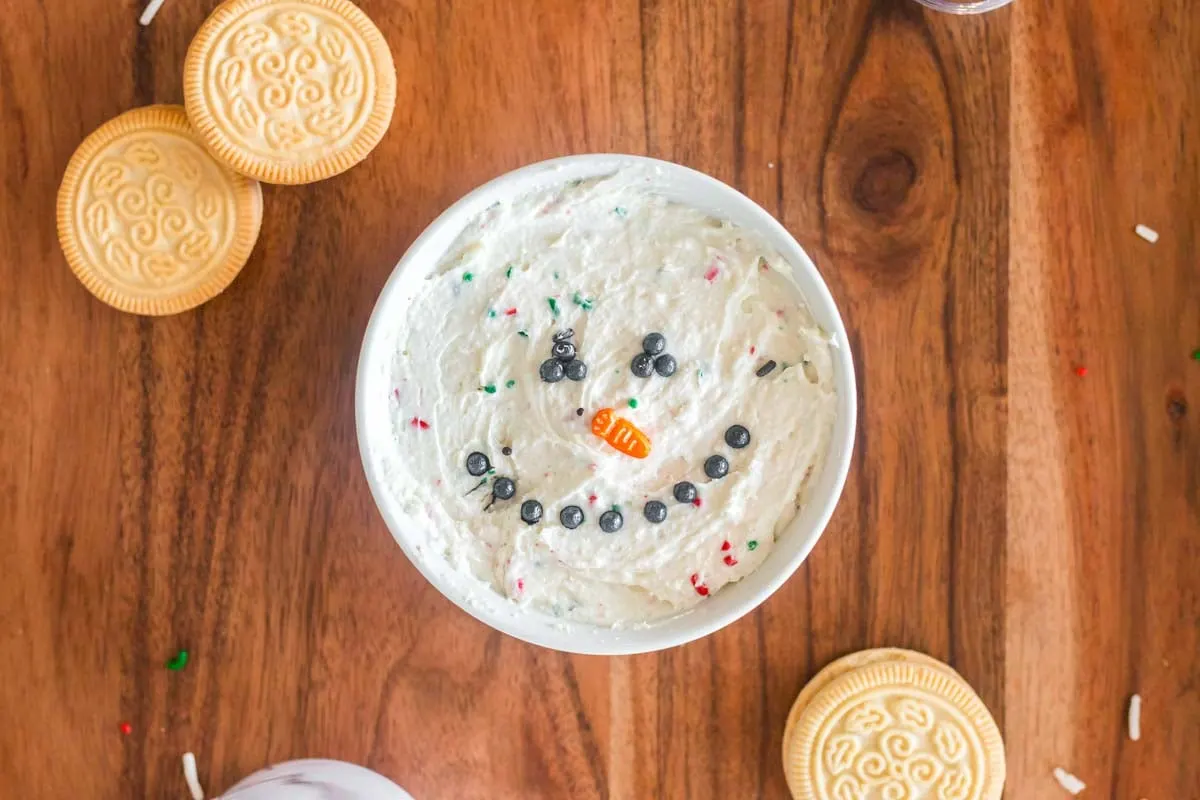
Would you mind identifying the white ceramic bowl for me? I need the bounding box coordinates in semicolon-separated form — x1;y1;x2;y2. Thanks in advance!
356;155;856;655
221;759;414;799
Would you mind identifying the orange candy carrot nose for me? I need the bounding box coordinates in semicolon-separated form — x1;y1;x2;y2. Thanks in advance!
591;408;651;459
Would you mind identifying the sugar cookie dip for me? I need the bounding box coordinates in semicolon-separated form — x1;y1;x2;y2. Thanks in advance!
380;169;837;627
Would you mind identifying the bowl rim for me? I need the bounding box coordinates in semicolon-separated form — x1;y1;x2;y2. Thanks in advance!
355;154;857;655
224;759;414;799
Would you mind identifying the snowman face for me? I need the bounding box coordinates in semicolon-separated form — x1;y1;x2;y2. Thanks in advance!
382;171;838;627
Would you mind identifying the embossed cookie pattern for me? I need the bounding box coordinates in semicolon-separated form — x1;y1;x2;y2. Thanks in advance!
56;105;263;315
185;0;395;184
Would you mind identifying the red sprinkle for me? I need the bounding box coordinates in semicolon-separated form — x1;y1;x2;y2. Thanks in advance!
692;497;703;508
720;540;731;551
393;388;400;400
723;555;738;567
1074;365;1088;377
704;266;719;282
588;494;598;505
119;722;133;735
695;584;710;597
505;307;518;316
410;417;430;429
749;346;757;355
690;573;699;586
517;579;525;591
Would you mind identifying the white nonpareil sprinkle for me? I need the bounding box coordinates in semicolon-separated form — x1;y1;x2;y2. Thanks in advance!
1128;693;1143;741
1134;224;1159;243
1053;767;1087;795
139;0;167;25
182;752;205;800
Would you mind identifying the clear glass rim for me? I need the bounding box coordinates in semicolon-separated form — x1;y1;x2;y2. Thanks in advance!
912;0;1014;13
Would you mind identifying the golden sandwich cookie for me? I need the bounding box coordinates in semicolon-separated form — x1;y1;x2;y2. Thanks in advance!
183;0;396;184
782;648;965;771
56;105;263;315
783;655;1004;800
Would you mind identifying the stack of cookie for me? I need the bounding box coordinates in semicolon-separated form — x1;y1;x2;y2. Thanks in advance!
781;648;1006;800
56;0;396;315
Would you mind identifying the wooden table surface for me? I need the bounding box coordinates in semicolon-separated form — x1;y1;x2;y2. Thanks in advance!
1;0;1196;797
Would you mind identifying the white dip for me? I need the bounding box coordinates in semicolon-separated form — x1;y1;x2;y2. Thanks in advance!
382;169;837;627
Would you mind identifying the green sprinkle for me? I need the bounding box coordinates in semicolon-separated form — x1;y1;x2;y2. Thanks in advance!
547;297;559;317
572;292;594;311
505;379;516;389
611;504;620;513
462;272;473;282
487;309;497;318
553;271;560;280
1193;348;1200;361
165;650;188;671
747;540;759;551
697;368;704;378
628;398;638;409
505;265;514;279
483;384;497;394
488;468;496;474
517;330;529;338
614;206;628;217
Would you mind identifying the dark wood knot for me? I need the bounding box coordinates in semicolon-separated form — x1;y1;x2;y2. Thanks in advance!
1166;388;1188;421
852;150;917;214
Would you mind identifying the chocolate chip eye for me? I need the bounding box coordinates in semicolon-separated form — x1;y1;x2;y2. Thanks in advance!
553;328;575;343
492;477;516;500
465;451;490;476
631;353;654;378
539;359;565;383
552;341;577;361
653;353;677;377
520;500;543;525
559;505;584;529
724;425;751;449
643;501;667;524
642;332;666;355
565;359;588;381
704;455;729;479
755;360;777;377
673;481;697;503
599;510;624;533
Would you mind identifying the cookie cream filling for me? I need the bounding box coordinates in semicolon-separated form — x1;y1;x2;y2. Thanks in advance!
381;169;837;627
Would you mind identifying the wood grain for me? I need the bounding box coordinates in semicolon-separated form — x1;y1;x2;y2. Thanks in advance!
0;0;1195;797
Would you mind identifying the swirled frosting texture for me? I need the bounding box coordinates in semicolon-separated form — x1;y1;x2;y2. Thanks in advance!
381;171;837;626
